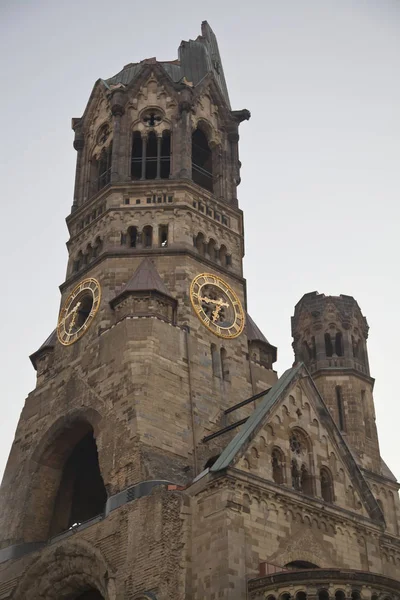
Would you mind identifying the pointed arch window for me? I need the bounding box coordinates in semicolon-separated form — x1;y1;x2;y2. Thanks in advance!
97;143;112;191
143;225;153;248
192;129;213;192
335;331;344;356
324;333;333;357
131;130;171;181
128;226;138;248
320;467;334;503
271;448;285;484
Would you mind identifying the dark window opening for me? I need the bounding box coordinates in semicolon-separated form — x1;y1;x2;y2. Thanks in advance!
219;245;227;265
226;254;232;267
336;386;345;431
271;449;284;484
207;238;217;259
335;592;346;600
128;226;138;248
319;590;330;600
320;468;334;503
195;233;206;255
120;233;127;246
335;331;343;356
143;225;153;248
286;561;319;569
146;132;158;180
131;132;142;180
325;333;333;357
97;143;112;191
160;131;171;179
192;129;213;192
296;593;307;600
159;225;168;247
92;237;102;259
211;343;220;377
220;347;229;381
124;198;130;205
75;591;105;600
50;430;107;536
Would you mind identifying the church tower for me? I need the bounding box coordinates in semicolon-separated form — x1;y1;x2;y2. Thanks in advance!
0;22;399;600
291;292;380;471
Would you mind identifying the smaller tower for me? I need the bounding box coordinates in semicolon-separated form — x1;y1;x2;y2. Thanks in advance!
291;292;380;472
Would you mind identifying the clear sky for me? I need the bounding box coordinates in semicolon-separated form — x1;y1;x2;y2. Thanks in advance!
0;0;399;483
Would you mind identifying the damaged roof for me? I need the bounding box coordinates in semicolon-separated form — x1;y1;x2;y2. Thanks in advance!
105;21;231;109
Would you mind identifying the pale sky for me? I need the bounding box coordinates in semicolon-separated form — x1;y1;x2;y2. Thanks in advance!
0;0;399;483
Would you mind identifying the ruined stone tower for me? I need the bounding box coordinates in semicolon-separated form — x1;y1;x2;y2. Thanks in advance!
0;22;399;600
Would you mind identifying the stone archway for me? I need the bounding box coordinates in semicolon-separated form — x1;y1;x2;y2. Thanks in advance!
13;539;115;600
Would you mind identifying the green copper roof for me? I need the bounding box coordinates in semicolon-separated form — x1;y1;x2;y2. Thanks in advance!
210;363;303;473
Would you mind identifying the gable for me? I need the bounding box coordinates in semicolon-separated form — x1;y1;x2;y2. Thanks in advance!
211;364;384;525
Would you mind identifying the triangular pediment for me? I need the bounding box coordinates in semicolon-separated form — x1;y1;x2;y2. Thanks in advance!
211;363;384;525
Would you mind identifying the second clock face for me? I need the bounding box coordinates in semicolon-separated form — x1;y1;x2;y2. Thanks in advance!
190;273;245;339
57;278;101;346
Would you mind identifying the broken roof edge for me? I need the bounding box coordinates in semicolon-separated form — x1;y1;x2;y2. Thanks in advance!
210;363;303;473
29;329;57;369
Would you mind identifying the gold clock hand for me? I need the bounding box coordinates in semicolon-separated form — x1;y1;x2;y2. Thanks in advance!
212;305;222;323
61;302;81;325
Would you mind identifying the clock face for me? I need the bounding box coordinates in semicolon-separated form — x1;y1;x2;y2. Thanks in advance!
57;278;101;346
190;273;245;339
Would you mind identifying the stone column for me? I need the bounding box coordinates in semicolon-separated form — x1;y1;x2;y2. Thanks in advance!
227;128;240;203
175;89;193;179
141;134;147;180
156;135;162;179
72;121;84;211
110;89;126;183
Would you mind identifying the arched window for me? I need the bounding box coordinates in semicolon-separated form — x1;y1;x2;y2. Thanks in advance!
335;592;346;600
211;343;220;377
192;128;213;192
195;232;206;255
23;417;107;542
73;251;83;273
296;593;307;600
207;238;217;260
319;590;330;600
92;237;102;258
128;226;138;248
220;347;229;381
146;132;158;179
335;332;343;356
50;428;107;536
271;448;285;484
160;131;171;179
290;429;313;495
336;386;346;431
159;225;168;247
131;130;171;181
86;244;93;263
219;244;227;265
97;143;112;191
143;226;153;248
324;333;333;357
320;467;334;503
131;132;142;180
